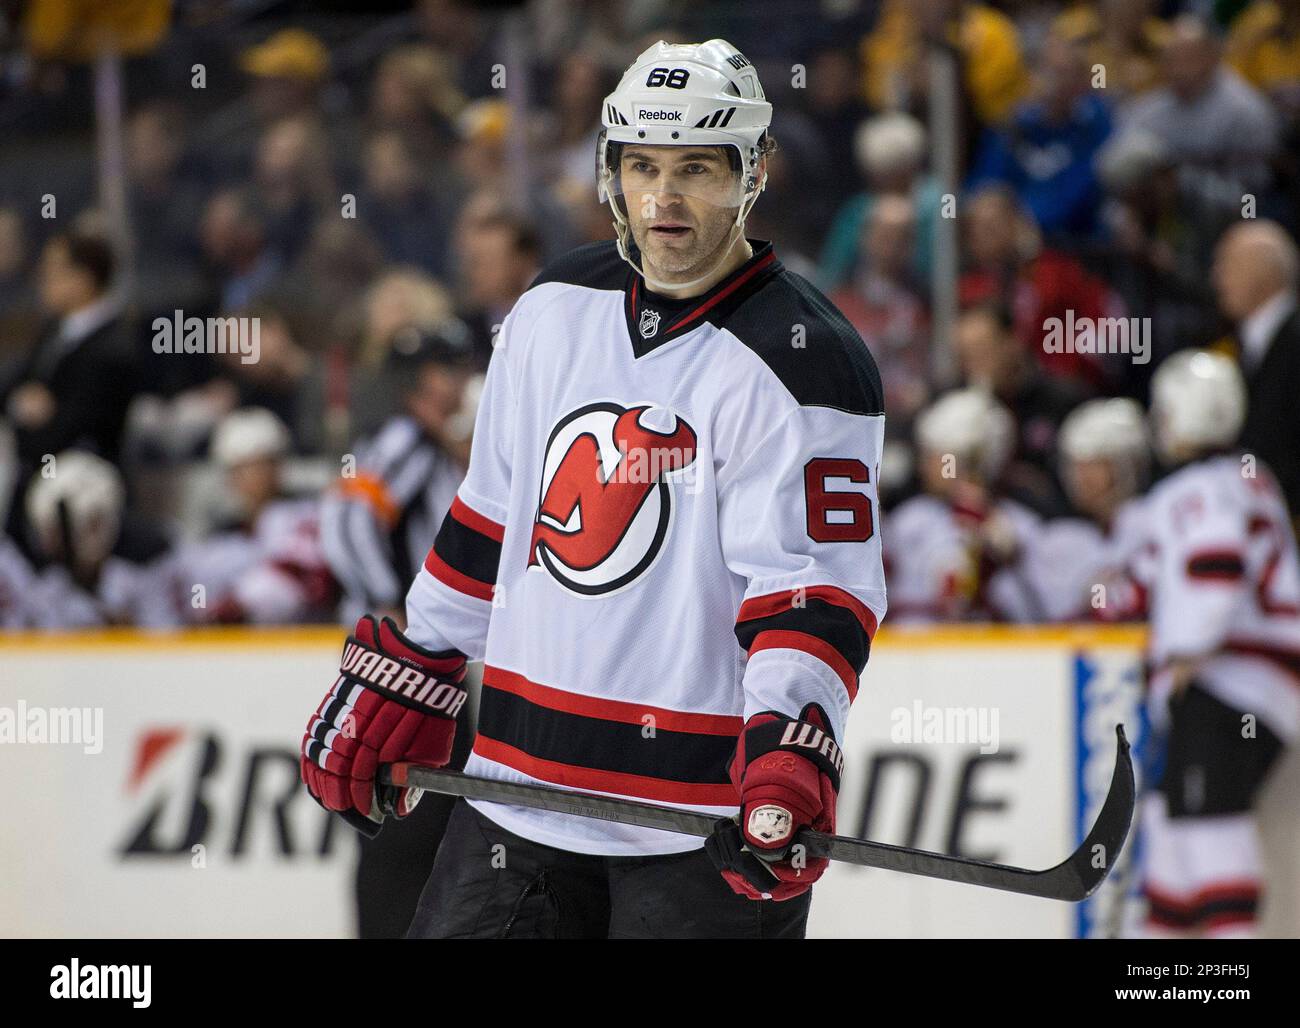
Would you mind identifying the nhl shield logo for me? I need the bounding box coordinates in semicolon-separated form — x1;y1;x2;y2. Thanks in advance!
639;308;661;339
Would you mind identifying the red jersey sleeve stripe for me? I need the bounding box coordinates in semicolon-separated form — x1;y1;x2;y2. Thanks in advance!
450;495;505;543
738;585;879;639
747;628;859;702
423;549;495;602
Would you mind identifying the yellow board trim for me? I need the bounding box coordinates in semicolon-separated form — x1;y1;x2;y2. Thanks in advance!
0;623;1148;652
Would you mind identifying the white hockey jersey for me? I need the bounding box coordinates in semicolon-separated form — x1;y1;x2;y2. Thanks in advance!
26;555;183;629
404;240;887;855
1137;455;1300;742
1024;500;1149;622
0;536;37;628
884;493;1042;622
177;498;335;624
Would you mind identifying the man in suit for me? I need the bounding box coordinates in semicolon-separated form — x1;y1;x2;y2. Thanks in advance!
2;229;139;466
1213;220;1300;528
1;228;140;554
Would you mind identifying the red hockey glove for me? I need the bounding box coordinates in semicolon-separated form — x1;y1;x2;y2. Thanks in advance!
706;703;841;901
300;615;467;837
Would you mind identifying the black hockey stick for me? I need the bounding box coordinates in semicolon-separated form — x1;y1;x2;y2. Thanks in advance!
381;724;1134;902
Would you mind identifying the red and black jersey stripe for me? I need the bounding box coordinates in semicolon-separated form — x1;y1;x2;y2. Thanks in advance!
735;586;878;701
1145;881;1259;931
423;496;504;601
1224;638;1300;684
473;666;743;806
1185;549;1246;581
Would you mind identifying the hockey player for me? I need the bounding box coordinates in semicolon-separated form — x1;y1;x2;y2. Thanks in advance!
177;407;336;624
886;388;1042;622
1137;349;1300;937
1025;398;1151;622
23;450;181;628
300;39;886;938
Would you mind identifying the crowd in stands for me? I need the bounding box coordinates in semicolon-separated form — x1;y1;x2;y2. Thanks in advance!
0;0;1297;630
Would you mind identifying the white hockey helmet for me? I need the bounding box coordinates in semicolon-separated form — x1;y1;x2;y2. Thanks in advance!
25;450;126;567
1059;397;1149;493
212;407;291;468
1148;349;1247;463
915;388;1016;482
597;39;771;284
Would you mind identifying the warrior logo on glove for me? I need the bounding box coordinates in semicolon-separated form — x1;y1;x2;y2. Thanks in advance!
301;615;466;837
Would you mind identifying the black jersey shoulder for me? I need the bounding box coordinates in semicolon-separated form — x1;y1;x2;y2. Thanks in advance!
726;267;885;417
528;240;627;292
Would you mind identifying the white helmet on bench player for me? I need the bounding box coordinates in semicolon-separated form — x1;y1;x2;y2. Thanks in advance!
1148;349;1247;464
597;39;771;289
916;388;1016;483
1059;397;1149;500
25;449;125;570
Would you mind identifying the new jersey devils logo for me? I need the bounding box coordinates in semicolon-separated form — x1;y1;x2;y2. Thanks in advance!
529;402;698;595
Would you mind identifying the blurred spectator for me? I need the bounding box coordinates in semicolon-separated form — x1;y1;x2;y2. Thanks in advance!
240;28;331;126
1213;219;1300;519
199;188;282;312
1119;14;1279;200
358;129;456;277
1096;130;1239;369
1228;0;1300;229
176;408;336;625
543;51;614;193
861;0;1030;132
456;208;542;361
359;269;457;365
818;112;943;290
252;115;337;264
829;195;931;431
1;229;139;470
452;99;577;261
1053;0;1170;101
969;31;1112;237
126;101;206;311
1227;0;1300;104
798;45;873;219
0;208;40;364
368;44;467;146
959;185;1121;386
953;300;1085;514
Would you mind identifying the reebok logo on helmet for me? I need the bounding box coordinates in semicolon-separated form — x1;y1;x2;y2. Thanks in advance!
634;106;684;122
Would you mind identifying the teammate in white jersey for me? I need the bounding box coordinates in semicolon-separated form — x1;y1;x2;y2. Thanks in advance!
1136;349;1300;937
176;408;336;625
300;39;886;938
23;450;181;629
1025;398;1150;623
886;388;1042;622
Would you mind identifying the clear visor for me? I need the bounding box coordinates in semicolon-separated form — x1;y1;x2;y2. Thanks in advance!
603;142;750;212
